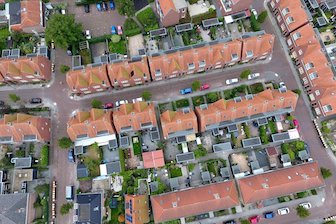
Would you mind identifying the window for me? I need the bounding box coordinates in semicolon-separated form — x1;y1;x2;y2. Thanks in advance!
293;32;301;41
309;72;318;80
298;49;303;55
286;17;294;25
231;53;238;61
302;77;308;84
188;63;195;70
155;69;161;76
277;15;281;22
315;90;320;96
199;60;206;68
246;50;253;58
280;24;285;31
287;39;292;46
282;8;290;16
305;63;314;70
323;105;332;113
121;80;129;84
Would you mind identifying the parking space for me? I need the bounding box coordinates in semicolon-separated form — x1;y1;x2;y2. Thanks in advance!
72;4;126;38
91;42;107;57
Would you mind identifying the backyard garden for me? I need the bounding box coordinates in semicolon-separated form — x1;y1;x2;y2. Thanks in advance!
80;143;103;178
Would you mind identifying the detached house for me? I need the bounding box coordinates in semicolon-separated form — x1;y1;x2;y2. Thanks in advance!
107;57;150;88
6;0;46;34
112;102;157;134
240;34;275;62
160;109;198;140
195;89;298;132
66;64;110;95
155;0;187;27
0;56;51;84
0;113;51;144
67;109;118;154
125;194;150;224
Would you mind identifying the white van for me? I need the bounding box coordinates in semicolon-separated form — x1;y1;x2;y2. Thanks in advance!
66;185;74;201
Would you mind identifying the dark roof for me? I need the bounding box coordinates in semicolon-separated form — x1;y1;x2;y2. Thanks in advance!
176;152;195;163
12;157;32;168
213;142;232;153
76;193;102;224
242;137;261;148
105;161;121;174
77;163;89;179
0;193;28;224
8;1;21;25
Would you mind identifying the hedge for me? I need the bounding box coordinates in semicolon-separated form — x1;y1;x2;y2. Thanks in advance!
123;18;142;37
88;34;113;44
40;145;49;167
136;7;159;32
191;8;216;25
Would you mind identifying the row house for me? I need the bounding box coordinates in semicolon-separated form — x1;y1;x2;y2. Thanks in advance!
112;102;157;134
0;56;51;84
155;0;187;27
108;57;150;88
241;34;275;62
0;113;51;144
6;0;46;34
66;64;110;95
195;89;299;132
67;109;117;152
269;0;310;36
160;109;198;140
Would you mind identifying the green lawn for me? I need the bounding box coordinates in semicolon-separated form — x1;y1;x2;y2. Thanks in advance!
136;7;159;32
108;39;127;55
175;99;189;108
249;83;264;94
132;141;141;155
169;167;182;178
192;96;205;106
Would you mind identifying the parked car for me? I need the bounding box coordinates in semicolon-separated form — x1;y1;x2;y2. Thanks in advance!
248;73;260;80
84;4;90;13
132;97;143;103
30;98;42;104
116;100;128;107
223;220;236;224
226;78;239;85
102;2;108;10
96;3;102;11
251;8;258;19
109;0;115;10
103;102;114;109
85;30;91;39
111;25;117;35
200;83;210;91
278;207;290;215
68;149;75;163
279;81;287;90
264;211;275;219
117;25;123;35
180;88;193;95
299;202;312;209
248;215;260;223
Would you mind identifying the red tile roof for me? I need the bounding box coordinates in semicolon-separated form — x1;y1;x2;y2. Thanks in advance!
157;0;176;16
241;34;275;61
125;194;150;224
142;150;165;169
0;113;51;143
238;162;325;204
151;181;239;223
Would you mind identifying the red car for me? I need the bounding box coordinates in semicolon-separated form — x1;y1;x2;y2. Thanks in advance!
117;26;123;35
248;215;260;224
200;84;210;91
103;103;113;109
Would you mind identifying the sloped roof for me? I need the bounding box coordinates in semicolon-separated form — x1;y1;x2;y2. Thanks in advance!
142;150;165;169
125;194;150;224
0;193;28;224
241;34;275;60
158;0;176;16
278;0;309;33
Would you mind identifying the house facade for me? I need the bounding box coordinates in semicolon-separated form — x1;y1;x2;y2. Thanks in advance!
155;0;187;27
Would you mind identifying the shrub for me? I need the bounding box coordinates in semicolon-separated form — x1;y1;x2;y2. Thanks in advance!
257;11;268;23
40;145;49;167
293;89;302;96
58;137;73;149
8;94;20;102
206;92;219;103
240;69;251;79
111;34;121;43
109;40;127;54
259;125;269;144
191;8;216;24
250;14;261;31
268;121;277;134
243;123;251;138
142;91;152;101
88;34;113;44
321;167;332;179
136;7;159;32
91;99;102;108
15;150;25;158
296;205;310;218
321;121;331;134
194;146;207;158
60;65;70;74
123;18;142;37
187;163;195;172
60;203;73;215
191;80;201;91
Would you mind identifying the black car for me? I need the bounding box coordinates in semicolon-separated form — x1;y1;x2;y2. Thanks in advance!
84;4;90;13
103;2;108;10
224;220;236;224
30;98;42;104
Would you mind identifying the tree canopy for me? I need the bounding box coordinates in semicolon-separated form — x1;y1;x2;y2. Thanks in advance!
45;14;83;50
142;91;152;101
114;0;135;16
296;205;310;218
191;80;201;91
58;137;73;149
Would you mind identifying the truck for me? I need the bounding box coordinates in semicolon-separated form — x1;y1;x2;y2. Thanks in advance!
66;185;74;201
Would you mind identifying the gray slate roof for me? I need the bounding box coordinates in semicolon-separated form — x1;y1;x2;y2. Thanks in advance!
76;193;102;224
0;193;28;224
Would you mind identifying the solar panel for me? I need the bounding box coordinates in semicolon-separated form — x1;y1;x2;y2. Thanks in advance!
2;49;10;57
175;23;193;32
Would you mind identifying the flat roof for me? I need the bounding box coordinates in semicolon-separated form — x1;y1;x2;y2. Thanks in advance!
213;142;232;153
169;177;180;190
150;128;160;141
242;137;262;148
298;150;309;160
317;17;327;26
201;171;211;182
281;154;291;163
72;55;82;68
74;145;84;155
100;161;121;175
202;18;221;28
220;167;230;178
11;157;32;168
13;169;34;192
325;0;336;9
175;23;193;33
271;132;290;142
150;28;167;38
176;152;195;163
227;124;238;132
119;136;130;148
308;0;319;8
257;118;268;126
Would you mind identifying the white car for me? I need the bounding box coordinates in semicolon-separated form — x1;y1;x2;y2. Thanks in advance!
299;202;312;210
278;207;290;215
85;30;91;40
248;73;260;80
115;100;128;107
132;97;143;103
251;8;258;19
226;78;239;85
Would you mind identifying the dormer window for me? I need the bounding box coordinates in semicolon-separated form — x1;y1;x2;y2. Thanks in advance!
323;105;332;113
293;32;301;41
188;63;195;70
286;16;294;25
246;50;253;58
231;53;238;61
199;60;206;68
282;8;289;16
155;69;161;76
309;72;318;80
305;63;314;70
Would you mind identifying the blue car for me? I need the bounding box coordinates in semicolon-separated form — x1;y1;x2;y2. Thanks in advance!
96;3;102;11
68;149;75;163
264;211;275;219
111;25;117;34
180;88;192;95
109;0;115;10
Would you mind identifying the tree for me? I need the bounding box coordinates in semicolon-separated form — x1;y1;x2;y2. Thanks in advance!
296;205;310;218
58;137;73;149
324;221;336;224
8;94;20;102
142;91;152;101
60;203;73;215
191;80;201;91
45;14;83;50
111;34;121;43
293;89;301;96
207;92;218;103
321;167;332;179
240;69;251;79
295;141;305;151
123;18;141;37
60;65;70;74
35;184;49;195
91;99;102;108
250;14;261;31
114;0;135;16
257;11;268;23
